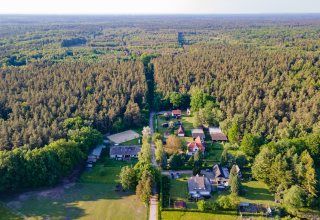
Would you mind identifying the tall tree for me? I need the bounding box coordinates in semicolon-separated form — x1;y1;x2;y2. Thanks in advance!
230;175;242;196
169;154;183;170
229;165;237;187
220;148;228;167
159;149;168;169
194;148;203;167
228;123;238;143
117;165;136;189
190;89;210;112
170;92;184;108
138;142;153;164
155;139;163;162
240;133;261;157
193;112;202;128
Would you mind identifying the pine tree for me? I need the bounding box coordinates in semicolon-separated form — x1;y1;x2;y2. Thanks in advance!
220;149;228;166
160;149;167;169
229;165;237;187
194;148;203;167
230;175;242;196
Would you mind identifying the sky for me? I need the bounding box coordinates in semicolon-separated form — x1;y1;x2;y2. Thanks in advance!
1;0;320;14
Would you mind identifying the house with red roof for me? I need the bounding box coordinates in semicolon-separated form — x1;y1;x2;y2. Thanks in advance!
187;136;205;156
177;125;185;137
174;201;187;208
172;109;181;117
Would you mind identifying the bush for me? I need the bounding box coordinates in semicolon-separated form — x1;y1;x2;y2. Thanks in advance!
99;169;106;176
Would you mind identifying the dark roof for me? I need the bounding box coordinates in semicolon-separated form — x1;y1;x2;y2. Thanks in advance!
110;145;141;156
212;163;224;178
191;129;205;139
188;175;211;193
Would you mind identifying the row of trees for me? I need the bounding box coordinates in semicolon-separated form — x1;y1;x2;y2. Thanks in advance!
117;126;160;207
0;117;103;191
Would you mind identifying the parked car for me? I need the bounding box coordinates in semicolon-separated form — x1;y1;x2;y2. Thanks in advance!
176;173;180;178
206;169;211;172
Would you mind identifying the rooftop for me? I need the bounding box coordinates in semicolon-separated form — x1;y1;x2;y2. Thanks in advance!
172;109;181;114
88;144;104;156
188;175;211;193
110;145;141;155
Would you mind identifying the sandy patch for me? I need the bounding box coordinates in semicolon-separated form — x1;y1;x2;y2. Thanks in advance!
7;201;22;209
108;130;141;144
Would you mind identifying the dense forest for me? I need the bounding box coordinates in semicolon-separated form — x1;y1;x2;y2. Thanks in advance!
1;14;320;216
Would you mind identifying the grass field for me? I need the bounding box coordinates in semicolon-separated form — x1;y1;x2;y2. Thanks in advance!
161;211;238;220
0;183;147;220
205;143;223;162
0;205;23;220
119;137;142;145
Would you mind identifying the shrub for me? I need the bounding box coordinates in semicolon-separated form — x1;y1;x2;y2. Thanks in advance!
99;169;106;176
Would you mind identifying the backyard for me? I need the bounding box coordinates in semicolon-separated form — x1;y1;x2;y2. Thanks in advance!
161;211;238;220
0;151;146;220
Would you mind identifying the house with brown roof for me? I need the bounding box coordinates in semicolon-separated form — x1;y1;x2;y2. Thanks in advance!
191;129;205;140
209;127;228;142
174;201;187;208
172;109;181;117
187;136;205;155
188;174;211;197
177;125;185;137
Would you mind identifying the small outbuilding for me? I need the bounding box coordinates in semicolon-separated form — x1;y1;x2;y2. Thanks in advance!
191;129;205;140
88;145;105;160
174;201;187;209
177;125;185;137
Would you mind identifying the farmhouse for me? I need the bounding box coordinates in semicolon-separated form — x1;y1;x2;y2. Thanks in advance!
177;125;185;137
191;128;205;140
172;109;181;117
188;174;211;198
110;145;141;160
209;127;228;142
212;163;242;184
187;136;205;155
88;145;105;160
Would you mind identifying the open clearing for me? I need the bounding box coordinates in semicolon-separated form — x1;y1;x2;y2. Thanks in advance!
0;182;147;220
0;205;23;220
107;130;141;144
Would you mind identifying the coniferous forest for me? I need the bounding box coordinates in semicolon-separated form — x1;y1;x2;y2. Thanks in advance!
1;14;320;217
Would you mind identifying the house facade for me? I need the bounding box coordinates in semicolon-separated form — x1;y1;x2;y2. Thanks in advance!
110;145;141;160
187;136;205;155
188;175;211;197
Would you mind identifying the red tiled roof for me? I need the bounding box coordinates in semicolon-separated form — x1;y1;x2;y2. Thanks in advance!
174;201;187;208
172;109;181;115
177;125;185;134
164;131;169;135
187;142;205;153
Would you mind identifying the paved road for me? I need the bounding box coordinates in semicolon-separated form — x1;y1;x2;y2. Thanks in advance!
149;110;158;220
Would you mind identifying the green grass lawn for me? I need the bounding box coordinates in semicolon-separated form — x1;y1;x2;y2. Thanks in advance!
170;174;193;207
0;205;23;220
205;143;223;162
0;183;147;220
161;211;237;220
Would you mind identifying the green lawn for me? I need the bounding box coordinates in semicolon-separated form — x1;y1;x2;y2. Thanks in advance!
161;211;237;220
205;143;223;162
0;183;147;220
170;174;192;207
0;205;22;220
